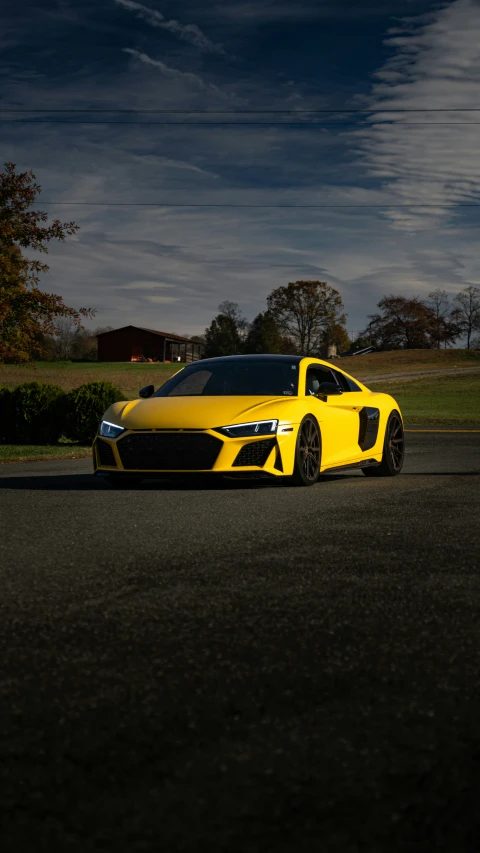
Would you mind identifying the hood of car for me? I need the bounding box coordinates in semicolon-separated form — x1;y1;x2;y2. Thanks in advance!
104;395;298;431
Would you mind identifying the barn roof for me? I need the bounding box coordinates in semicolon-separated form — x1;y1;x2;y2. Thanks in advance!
95;325;199;343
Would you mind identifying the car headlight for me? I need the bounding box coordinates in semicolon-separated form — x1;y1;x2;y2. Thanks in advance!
99;420;125;439
216;419;278;438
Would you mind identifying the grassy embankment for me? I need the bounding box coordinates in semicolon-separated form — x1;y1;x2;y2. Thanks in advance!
344;349;480;426
0;360;184;399
1;351;479;462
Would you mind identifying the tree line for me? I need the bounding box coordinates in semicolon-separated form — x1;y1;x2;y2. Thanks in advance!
202;283;351;359
201;285;480;359
1;161;479;364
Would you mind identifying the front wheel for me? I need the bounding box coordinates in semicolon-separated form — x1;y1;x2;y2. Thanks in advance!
362;410;404;477
288;415;321;487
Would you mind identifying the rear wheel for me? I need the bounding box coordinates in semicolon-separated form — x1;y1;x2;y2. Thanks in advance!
362;410;404;477
289;415;321;487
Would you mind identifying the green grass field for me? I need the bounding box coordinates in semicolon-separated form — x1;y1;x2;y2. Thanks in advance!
1;350;479;398
342;347;480;378
369;371;480;425
0;444;92;463
0;361;183;399
1;354;479;461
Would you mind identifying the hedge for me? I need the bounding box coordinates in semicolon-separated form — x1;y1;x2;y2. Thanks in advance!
0;386;13;443
0;381;125;445
2;381;65;444
58;381;125;444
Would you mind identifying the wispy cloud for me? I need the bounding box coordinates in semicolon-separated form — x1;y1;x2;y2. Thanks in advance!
123;48;230;98
113;0;226;54
352;0;480;231
118;281;176;290
212;0;413;23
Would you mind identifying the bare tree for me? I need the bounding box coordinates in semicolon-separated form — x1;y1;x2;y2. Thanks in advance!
51;317;77;360
426;289;460;349
218;301;249;342
267;281;346;355
453;285;480;349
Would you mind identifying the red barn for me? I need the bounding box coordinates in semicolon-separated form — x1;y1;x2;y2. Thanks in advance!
96;326;204;363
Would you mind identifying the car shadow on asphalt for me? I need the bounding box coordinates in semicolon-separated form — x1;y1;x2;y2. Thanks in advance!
0;471;478;491
0;474;286;491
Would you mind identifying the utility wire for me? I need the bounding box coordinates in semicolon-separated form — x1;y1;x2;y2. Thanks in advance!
3;108;480;114
38;202;480;208
4;119;480;126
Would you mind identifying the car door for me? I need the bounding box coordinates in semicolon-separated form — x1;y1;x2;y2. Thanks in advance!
304;365;363;467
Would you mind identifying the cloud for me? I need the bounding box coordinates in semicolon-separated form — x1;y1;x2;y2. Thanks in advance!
118;281;176;290
122;48;230;98
144;294;180;303
5;0;480;336
113;0;226;54
211;0;417;23
351;0;480;231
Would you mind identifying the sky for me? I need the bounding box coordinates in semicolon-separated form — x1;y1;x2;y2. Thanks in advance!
3;0;480;338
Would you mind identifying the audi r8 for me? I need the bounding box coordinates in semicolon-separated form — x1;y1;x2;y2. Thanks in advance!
93;354;405;487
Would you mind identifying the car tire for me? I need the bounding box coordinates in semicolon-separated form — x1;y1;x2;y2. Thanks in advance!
362;410;404;477
288;415;321;487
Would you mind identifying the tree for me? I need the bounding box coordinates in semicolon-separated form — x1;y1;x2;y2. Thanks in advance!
363;295;439;350
321;322;351;356
51;317;78;360
426;289;460;349
218;301;249;343
453;285;480;349
266;281;347;356
243;311;284;354
0;162;93;363
204;302;247;358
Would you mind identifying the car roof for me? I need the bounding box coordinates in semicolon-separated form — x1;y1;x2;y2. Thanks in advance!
195;354;304;365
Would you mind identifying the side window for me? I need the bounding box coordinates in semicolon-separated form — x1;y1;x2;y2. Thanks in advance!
330;367;362;393
305;367;337;396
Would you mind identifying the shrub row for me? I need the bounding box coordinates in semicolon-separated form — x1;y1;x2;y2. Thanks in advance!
0;381;124;445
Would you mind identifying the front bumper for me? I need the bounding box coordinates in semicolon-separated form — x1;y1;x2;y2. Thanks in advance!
92;426;297;477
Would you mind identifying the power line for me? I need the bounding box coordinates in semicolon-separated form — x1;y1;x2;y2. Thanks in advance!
4;119;480;126
38;202;480;208
3;108;480;114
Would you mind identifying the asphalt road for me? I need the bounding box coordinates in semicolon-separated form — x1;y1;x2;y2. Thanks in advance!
1;433;480;853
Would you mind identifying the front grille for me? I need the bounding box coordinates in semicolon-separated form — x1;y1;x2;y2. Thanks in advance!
233;439;276;468
97;439;116;467
117;432;223;470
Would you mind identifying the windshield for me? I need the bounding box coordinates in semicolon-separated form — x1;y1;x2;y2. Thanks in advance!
155;359;299;397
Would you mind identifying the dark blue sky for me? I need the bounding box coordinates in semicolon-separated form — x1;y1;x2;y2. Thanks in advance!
3;0;480;336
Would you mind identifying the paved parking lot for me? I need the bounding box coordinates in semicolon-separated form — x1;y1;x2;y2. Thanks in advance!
1;432;479;852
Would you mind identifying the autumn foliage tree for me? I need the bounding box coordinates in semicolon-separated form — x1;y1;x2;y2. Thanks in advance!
0;162;93;363
363;295;444;350
266;281;347;356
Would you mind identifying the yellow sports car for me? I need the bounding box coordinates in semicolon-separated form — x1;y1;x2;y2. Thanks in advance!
93;354;404;487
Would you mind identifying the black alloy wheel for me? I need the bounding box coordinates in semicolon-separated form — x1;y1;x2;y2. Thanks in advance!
290;415;321;487
362;410;405;477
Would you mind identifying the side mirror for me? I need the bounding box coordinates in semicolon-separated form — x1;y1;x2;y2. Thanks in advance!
316;381;343;399
139;384;155;398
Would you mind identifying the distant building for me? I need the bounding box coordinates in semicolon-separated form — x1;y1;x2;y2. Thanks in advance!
96;326;204;363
